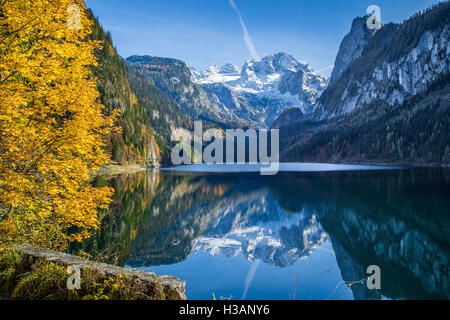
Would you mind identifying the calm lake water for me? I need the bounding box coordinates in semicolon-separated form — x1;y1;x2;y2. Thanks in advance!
80;164;450;300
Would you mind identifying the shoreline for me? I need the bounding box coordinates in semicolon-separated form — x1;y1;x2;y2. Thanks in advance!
94;162;449;176
94;163;160;176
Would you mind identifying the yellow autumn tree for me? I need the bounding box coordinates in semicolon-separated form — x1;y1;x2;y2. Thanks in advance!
0;0;119;250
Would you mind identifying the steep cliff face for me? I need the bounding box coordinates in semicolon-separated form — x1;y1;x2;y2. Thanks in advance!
329;16;374;85
316;4;450;119
123;60;194;162
276;3;450;164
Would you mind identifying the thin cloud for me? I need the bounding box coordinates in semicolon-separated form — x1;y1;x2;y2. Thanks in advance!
228;0;260;61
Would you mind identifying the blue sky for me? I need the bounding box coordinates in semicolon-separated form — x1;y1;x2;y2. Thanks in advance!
87;0;444;76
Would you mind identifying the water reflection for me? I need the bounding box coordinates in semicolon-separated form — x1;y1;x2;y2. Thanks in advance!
77;168;450;300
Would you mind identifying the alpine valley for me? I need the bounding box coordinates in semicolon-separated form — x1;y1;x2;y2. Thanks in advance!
91;1;449;167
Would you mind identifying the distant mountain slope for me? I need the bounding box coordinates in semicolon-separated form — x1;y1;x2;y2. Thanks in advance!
126;53;326;129
271;107;304;129
281;74;450;163
123;59;194;162
126;56;226;125
276;2;450;164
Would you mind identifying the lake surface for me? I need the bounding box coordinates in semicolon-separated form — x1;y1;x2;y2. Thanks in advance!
163;163;402;173
80;165;450;300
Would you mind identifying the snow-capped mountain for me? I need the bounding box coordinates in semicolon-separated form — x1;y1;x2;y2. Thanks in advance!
192;191;328;267
192;53;327;128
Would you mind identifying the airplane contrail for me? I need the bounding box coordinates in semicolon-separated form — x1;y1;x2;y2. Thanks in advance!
315;64;334;74
241;259;261;300
228;0;260;61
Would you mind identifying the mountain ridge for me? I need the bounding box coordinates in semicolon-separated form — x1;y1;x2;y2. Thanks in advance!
329;16;375;85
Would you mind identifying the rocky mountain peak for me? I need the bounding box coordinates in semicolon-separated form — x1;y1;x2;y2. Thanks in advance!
220;63;240;74
240;52;309;80
206;64;220;74
329;16;374;85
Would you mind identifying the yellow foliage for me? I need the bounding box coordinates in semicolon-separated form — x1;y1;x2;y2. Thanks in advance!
130;93;138;106
0;0;118;250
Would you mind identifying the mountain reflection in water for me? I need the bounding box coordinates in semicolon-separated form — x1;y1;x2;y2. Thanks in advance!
77;168;450;300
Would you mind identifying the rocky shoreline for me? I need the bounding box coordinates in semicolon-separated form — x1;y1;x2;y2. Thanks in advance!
1;244;186;300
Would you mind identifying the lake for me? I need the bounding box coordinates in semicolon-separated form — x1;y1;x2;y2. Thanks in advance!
79;164;450;300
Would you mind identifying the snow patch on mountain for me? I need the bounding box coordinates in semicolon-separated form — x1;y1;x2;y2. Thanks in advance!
192;63;241;85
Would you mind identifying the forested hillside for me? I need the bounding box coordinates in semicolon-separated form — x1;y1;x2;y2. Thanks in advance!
123;61;194;161
88;11;161;165
126;56;223;124
281;74;450;163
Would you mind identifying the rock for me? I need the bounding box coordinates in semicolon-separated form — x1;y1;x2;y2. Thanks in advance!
329;16;374;85
12;244;186;300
